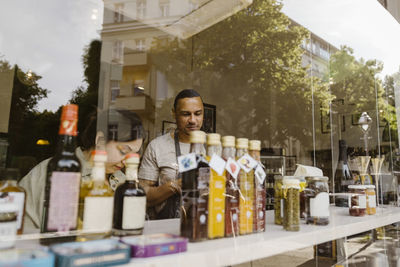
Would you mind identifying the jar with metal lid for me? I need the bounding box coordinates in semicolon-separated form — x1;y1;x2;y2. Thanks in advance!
282;177;300;231
305;176;330;225
348;185;367;216
273;176;284;225
0;203;18;249
365;185;376;215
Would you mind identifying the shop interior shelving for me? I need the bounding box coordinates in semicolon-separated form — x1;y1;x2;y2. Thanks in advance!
123;206;400;267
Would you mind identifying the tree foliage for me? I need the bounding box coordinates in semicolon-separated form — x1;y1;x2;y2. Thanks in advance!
149;0;331;148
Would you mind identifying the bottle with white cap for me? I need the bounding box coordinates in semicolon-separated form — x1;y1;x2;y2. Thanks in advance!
236;138;254;235
249;140;266;233
181;130;209;242
113;153;146;236
78;149;114;240
222;136;239;237
206;133;225;239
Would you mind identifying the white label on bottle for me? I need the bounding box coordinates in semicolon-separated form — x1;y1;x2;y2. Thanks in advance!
226;158;240;179
83;197;114;231
359;195;367;209
310;192;329;217
238;154;258;173
280;199;284;218
47;172;81;231
0;192;25;230
0;221;17;248
368;195;377;208
178;153;197;172
255;164;266;184
209;154;226;176
122;196;146;230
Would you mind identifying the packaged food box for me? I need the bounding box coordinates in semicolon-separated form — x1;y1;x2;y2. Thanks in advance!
50;239;130;267
121;233;188;258
0;248;54;267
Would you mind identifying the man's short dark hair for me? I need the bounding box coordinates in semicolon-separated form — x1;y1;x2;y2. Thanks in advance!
173;89;203;110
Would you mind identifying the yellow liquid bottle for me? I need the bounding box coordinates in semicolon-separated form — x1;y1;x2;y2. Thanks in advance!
206;133;226;239
237;138;253;235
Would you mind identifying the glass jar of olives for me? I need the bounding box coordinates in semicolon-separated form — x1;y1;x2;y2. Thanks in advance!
348;185;367;217
282;177;300;231
305;176;330;225
274;176;284;225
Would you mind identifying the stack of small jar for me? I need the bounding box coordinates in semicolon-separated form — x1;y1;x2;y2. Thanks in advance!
348;185;376;216
274;175;330;231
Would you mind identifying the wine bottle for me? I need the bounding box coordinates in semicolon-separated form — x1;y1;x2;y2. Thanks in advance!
78;150;114;240
334;139;353;207
41;104;82;236
249;140;266;233
113;153;146;236
181;130;209;242
206;133;225;239
222;136;239;237
0;168;26;235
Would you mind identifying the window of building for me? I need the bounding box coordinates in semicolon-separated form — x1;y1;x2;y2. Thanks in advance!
112;40;124;64
114;3;124;23
137;0;146;19
135;39;146;51
159;0;170;17
110;80;120;102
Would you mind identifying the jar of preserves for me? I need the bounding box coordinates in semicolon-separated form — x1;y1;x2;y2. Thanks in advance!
348;185;367;216
274;176;284;225
305;176;329;225
365;185;376;215
283;177;300;231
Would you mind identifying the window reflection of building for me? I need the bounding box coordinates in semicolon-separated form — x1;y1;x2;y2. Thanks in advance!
135;39;146;51
110;80;120;102
108;124;118;140
137;0;146;19
114;3;124;23
159;0;170;17
112;40;124;64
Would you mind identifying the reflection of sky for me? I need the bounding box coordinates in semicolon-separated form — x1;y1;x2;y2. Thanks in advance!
282;0;400;77
1;0;399;111
0;0;103;111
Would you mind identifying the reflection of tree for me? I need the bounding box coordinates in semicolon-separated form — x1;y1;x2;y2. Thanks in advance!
1;60;53;173
70;40;101;148
328;46;397;133
150;0;331;149
2;40;102;175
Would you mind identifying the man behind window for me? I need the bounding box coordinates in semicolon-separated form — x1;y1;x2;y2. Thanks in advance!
139;89;204;219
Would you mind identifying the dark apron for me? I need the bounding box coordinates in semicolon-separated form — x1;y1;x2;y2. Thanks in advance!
155;131;182;219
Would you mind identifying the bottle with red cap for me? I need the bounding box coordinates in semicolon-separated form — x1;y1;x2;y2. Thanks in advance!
41;104;82;238
112;153;146;236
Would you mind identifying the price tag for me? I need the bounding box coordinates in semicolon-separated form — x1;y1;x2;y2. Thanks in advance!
178;153;197;173
209;154;226;176
237;154;258;173
255;164;266;184
225;158;240;179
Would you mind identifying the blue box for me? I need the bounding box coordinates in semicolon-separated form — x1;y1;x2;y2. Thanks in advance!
0;248;54;267
50;239;130;267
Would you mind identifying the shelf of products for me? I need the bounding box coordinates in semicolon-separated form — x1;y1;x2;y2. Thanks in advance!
123;206;400;267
